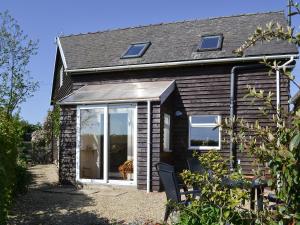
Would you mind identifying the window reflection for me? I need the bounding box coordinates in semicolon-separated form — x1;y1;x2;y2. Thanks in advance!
80;108;104;179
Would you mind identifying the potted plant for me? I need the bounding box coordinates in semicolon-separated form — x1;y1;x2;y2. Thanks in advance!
118;160;133;180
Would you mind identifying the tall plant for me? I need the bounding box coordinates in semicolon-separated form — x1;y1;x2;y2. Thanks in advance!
0;11;39;224
0;110;22;224
222;2;300;223
0;11;39;117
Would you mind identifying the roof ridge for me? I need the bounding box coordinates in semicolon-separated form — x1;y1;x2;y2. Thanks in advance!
59;10;285;39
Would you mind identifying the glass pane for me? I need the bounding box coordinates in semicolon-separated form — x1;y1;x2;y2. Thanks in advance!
191;115;218;124
80;108;104;179
164;113;170;125
190;127;219;147
164;114;170;151
109;107;134;181
200;36;220;49
124;44;146;57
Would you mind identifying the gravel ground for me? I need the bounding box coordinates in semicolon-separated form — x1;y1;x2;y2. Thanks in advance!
8;164;166;225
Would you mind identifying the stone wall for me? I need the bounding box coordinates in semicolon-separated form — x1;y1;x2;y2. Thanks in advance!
59;105;77;185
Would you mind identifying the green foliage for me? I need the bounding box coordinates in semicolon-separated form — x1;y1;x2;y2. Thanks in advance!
0;109;22;224
0;11;39;117
177;151;252;225
0;11;38;224
42;106;60;146
51;105;61;139
222;109;300;223
0;112;33;225
19;120;41;137
29;107;60;164
221;3;300;222
234;21;298;56
176;201;252;225
13;158;32;197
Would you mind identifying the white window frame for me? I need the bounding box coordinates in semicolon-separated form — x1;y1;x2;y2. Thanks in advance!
76;103;137;186
163;113;171;152
188;115;221;150
59;66;64;87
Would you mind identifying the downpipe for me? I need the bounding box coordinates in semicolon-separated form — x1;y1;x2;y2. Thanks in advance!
229;64;266;170
229;57;295;170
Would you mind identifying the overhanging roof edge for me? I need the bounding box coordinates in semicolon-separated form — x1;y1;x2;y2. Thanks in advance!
58;80;175;105
58;97;160;105
65;54;299;74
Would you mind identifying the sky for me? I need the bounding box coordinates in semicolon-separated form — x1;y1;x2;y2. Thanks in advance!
1;0;299;124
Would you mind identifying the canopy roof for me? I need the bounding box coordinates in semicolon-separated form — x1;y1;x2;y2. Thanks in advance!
58;80;175;105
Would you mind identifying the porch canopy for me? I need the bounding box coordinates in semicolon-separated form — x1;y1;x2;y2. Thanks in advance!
58;80;175;105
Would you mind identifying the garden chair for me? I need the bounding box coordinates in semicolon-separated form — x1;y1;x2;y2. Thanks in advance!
186;157;215;178
156;162;200;222
186;157;206;174
156;162;187;191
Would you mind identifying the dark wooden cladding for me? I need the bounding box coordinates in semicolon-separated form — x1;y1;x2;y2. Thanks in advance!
234;69;289;174
137;102;161;191
52;52;73;103
53;62;290;190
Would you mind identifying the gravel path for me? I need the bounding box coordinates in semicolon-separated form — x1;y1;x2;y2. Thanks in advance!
8;164;166;225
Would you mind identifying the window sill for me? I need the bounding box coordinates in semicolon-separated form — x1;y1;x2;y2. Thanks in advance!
188;146;220;151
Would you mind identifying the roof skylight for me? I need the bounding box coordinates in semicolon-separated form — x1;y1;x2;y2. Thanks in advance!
121;42;151;59
198;35;223;51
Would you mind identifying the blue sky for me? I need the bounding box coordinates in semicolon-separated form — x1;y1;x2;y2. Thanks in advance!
1;0;299;124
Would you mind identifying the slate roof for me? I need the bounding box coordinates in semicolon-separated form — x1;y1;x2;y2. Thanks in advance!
59;11;298;70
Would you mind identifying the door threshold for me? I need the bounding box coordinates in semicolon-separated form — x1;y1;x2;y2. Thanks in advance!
77;182;137;190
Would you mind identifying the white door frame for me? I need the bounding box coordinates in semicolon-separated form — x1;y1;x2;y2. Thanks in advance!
76;103;137;186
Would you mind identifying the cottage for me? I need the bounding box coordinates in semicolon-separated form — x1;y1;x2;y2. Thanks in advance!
51;11;298;192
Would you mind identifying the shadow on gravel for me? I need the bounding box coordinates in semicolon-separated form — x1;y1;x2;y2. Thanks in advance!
8;187;125;225
8;166;125;225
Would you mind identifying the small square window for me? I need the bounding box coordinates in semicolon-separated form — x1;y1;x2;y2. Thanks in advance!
189;115;221;150
198;35;223;51
121;42;151;59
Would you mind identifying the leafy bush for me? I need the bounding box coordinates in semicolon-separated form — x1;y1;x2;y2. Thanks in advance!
29;107;60;164
12;158;32;197
0;112;33;224
31;129;46;146
0;110;22;224
221;96;300;224
176;151;252;225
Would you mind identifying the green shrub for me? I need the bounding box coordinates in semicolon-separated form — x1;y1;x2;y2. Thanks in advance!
12;158;32;197
0;111;23;224
176;151;252;225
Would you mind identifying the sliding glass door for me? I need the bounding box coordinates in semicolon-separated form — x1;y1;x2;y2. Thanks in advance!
77;104;136;185
108;107;134;181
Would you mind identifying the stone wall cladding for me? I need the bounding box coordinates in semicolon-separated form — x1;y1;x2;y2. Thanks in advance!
59;105;77;185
